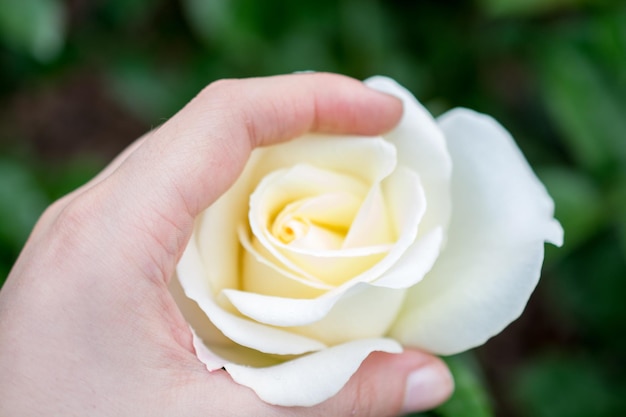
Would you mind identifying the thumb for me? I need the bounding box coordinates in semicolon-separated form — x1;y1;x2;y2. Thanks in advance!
302;350;453;417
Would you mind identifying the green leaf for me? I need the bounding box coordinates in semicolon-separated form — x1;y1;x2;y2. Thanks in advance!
537;43;626;175
0;0;65;62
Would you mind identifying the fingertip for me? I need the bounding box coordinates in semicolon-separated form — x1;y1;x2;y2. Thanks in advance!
371;90;404;134
360;78;405;129
318;349;452;417
401;353;454;414
302;72;404;136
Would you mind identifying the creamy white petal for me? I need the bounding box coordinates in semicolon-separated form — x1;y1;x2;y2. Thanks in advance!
371;228;443;289
391;108;564;354
249;135;398;185
291;285;406;345
222;282;402;329
194;151;264;293
177;230;327;355
240;225;333;291
342;183;394;248
366;76;452;238
274;192;361;249
172;274;286;368
327;167;424;287
292;192;361;227
225;338;403;407
191;330;290;369
191;329;228;370
241;233;330;298
270;236;390;286
363;152;442;290
193;291;327;355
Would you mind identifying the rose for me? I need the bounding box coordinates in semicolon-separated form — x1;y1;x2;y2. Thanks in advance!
174;76;563;407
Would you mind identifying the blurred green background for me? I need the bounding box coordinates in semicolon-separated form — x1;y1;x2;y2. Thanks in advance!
1;0;625;415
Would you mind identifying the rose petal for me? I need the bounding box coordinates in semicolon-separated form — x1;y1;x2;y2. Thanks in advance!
194;200;243;293
241;165;428;296
342;183;394;248
240;226;333;292
192;294;327;355
249;164;372;276
290;285;406;345
371;227;443;289
391;108;564;354
171;276;283;368
241;230;331;298
366;76;452;238
225;338;403;407
177;231;327;355
339;167;425;286
191;328;227;370
356;166;442;290
274;192;362;249
250;135;398;185
250;164;399;285
221;282;404;330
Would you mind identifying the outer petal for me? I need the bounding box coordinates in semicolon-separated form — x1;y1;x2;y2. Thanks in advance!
365;76;452;238
391;109;563;354
371;228;443;289
178;228;327;355
222;282;404;334
249;135;398;185
170;278;283;368
225;338;403;407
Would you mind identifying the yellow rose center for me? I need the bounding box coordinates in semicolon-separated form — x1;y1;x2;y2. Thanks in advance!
242;163;397;295
271;195;356;250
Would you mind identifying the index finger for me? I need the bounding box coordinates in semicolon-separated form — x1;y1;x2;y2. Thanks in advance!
130;73;403;214
72;73;404;281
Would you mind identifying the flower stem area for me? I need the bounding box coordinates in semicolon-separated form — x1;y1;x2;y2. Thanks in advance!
1;0;625;415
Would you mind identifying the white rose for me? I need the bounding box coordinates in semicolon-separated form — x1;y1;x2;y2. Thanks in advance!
174;76;563;407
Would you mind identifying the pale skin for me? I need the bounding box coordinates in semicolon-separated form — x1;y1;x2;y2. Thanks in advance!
0;73;453;417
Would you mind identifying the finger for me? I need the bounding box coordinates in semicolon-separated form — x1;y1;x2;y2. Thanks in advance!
76;73;403;281
119;73;403;216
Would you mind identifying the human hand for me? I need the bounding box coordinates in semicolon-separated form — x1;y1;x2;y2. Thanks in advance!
0;73;453;417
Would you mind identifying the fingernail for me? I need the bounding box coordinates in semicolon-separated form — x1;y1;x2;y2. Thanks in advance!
402;363;454;413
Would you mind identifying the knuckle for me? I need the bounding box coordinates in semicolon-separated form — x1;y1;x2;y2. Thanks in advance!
47;193;99;252
199;78;242;103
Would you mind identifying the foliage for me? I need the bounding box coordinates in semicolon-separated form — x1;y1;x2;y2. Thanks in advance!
1;0;624;415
